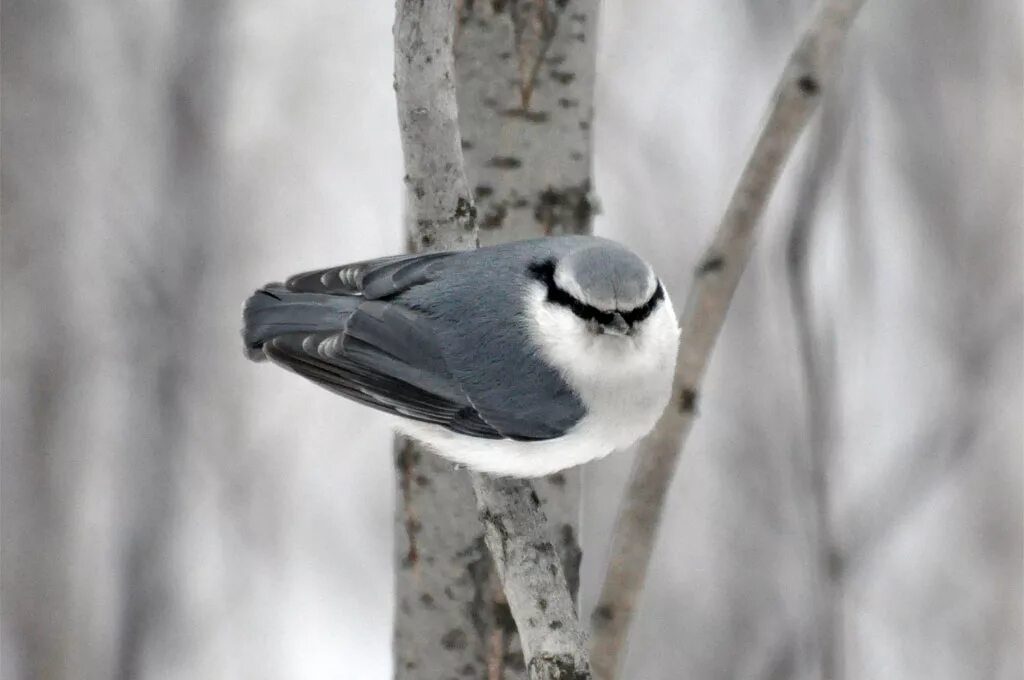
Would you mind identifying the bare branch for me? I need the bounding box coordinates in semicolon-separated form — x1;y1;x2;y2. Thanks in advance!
395;0;476;252
393;2;589;677
589;1;867;676
785;91;851;680
472;474;591;680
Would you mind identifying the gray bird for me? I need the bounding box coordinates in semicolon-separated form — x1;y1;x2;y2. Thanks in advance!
242;236;679;477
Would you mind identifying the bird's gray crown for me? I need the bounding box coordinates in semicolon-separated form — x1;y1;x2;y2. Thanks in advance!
526;241;663;330
556;242;657;312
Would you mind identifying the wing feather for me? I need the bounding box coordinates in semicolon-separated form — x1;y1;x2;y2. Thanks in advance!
285;251;457;299
248;244;582;443
262;301;505;440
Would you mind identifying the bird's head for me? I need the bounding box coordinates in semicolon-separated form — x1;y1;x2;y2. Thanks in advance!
527;242;666;339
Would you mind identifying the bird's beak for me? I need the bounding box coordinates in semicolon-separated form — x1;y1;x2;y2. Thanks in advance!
604;312;631;336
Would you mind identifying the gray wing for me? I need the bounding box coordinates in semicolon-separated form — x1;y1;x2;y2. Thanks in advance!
249;242;586;442
251;289;503;439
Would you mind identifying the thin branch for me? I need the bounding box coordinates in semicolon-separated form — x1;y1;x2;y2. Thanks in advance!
395;0;476;252
785;91;850;680
589;1;867;677
394;1;590;676
472;474;591;679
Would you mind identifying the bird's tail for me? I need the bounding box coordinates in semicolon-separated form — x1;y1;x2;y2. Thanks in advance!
242;285;356;361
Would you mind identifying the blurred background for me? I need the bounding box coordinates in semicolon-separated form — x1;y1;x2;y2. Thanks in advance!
2;0;1021;678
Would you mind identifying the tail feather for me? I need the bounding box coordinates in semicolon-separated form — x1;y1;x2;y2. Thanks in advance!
242;286;356;361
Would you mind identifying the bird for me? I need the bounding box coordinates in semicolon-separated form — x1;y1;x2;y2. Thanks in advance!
242;235;680;477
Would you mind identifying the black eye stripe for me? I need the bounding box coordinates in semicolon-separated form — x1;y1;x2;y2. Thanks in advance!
527;259;664;325
528;260;611;322
619;283;665;325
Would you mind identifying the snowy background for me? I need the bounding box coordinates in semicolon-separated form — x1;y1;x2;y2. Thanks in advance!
3;0;1021;678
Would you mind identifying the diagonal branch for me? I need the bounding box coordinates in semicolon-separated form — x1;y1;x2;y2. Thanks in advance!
589;1;867;677
394;2;589;677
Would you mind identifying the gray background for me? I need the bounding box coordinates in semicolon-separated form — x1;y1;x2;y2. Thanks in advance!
3;0;1021;678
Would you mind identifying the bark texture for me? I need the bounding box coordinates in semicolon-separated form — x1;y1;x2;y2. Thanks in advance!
393;1;598;678
472;475;591;680
394;0;476;250
456;0;598;244
589;1;868;677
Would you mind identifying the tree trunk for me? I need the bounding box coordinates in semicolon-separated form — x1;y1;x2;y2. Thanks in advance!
393;2;598;678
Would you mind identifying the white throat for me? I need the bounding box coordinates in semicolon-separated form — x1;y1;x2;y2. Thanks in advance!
524;283;680;453
526;284;679;402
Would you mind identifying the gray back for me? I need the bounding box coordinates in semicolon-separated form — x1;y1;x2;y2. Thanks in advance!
396;237;591;438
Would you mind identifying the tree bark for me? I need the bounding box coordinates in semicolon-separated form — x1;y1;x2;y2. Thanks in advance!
393;1;598;678
456;0;598;244
472;475;590;680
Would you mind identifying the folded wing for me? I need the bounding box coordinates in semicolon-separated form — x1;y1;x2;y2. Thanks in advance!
255;293;504;439
246;248;579;442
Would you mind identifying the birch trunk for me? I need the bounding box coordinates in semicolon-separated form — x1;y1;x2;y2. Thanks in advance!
393;1;598;677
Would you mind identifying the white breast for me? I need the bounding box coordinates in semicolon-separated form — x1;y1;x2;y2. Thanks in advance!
400;286;680;477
